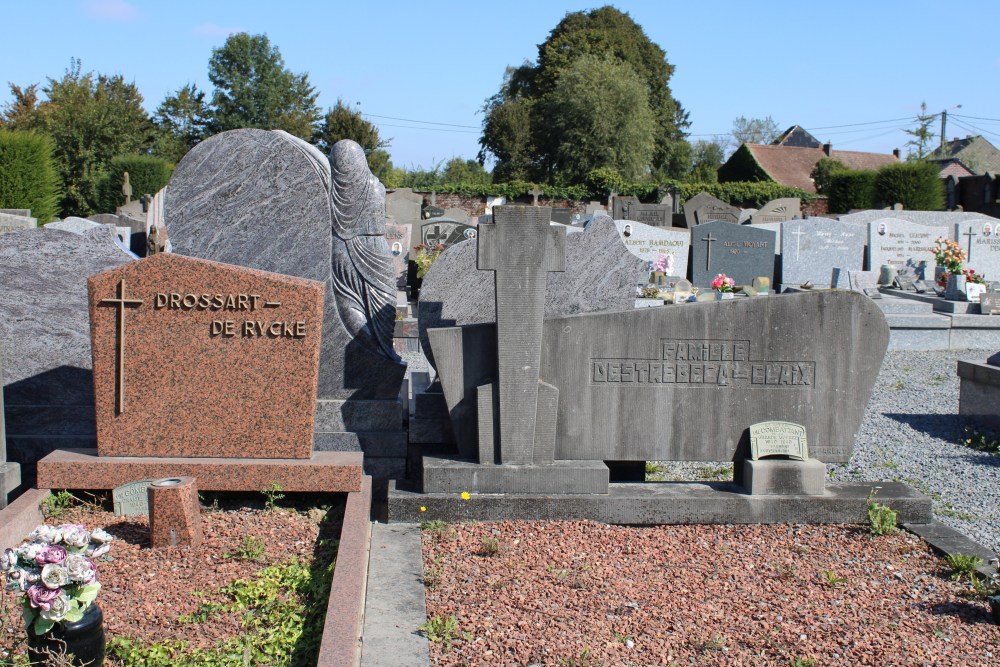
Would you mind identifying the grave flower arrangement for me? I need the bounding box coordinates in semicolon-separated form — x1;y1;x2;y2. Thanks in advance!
652;252;674;275
711;273;735;293
933;237;967;286
413;243;446;279
1;524;112;635
963;268;987;285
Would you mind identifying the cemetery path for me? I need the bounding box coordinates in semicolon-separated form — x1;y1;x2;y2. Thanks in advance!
423;521;997;667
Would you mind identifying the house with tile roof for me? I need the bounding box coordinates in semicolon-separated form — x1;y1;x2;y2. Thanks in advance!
927;135;1000;176
718;142;900;194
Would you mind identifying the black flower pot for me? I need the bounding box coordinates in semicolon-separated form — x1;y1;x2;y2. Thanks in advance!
27;603;105;666
990;597;1000;625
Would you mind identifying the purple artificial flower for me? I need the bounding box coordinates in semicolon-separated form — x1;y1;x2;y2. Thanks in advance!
35;545;67;565
26;584;61;611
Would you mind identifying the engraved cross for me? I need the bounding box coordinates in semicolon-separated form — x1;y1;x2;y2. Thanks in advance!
792;227;807;261
963;227;978;258
425;224;447;247
98;277;144;415
701;233;717;270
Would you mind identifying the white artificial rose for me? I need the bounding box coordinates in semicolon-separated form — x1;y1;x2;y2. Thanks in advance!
40;564;69;590
28;526;62;544
61;527;90;550
63;555;95;584
89;529;113;544
38;593;71;622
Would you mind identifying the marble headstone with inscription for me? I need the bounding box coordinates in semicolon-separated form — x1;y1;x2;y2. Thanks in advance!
839;209;995;227
752;198;800;224
0;228;133;486
384;221;413;289
685;192;740;227
614;221;689;282
690;220;776;287
417;214;644;368
867;218;946;281
781;218;865;287
955;219;1000;282
0;211;36;236
165;129;404;401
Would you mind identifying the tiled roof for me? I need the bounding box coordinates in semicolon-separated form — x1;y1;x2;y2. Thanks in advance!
744;144;899;193
938;160;975;179
927;136;1000;174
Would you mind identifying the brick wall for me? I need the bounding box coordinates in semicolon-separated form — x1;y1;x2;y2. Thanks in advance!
415;191;591;218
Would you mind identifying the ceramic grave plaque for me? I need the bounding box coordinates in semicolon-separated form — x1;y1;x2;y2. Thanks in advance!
749;421;809;460
385;221;413;289
88;253;324;458
112;479;154;516
690;220;776;287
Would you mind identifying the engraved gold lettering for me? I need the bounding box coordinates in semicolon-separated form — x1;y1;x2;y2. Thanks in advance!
294;321;306;337
250;294;262;311
182;294;197;309
169;293;181;308
155;293;167;308
238;295;250;311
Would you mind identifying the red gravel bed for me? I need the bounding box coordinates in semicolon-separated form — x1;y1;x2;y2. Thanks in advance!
423;521;998;666
0;503;334;654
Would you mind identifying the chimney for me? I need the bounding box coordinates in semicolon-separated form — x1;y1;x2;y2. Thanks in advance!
822;142;832;156
893;148;901;159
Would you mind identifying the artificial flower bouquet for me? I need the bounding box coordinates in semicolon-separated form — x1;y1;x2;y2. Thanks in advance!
711;273;735;293
1;524;112;635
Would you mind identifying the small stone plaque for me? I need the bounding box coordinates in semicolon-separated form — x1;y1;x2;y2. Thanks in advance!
966;283;986;303
750;421;809;460
113;479;154;516
980;287;1000;315
863;287;883;299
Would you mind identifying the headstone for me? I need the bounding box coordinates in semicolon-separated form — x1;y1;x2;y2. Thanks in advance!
385;222;413;290
690;220;776;287
839;209;993;227
739;208;756;224
385;188;422;222
88;253;324;458
121;171;133;205
45;217;104;235
955;219;1000;282
614;221;689;282
749;421;808;460
0;209;30;217
0;351;21;508
584;201;606;216
112;479;154;516
529;186;543;206
780;219;866;288
685;192;740;227
752;198;801;224
164;129;404;401
867;218;944;281
442;208;470;224
550;208;573;224
0;228;133;484
417;214;644;369
0;211;36;235
613;196;639;220
419;219;477;248
432;290;888;464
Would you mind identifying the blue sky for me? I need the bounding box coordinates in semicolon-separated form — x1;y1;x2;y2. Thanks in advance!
2;0;998;170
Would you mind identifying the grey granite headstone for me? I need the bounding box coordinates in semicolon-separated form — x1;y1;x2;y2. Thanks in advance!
165;129;404;401
685;192;740;227
0;228;133;486
385;221;413;290
0;351;21;508
0;209;30;217
419;219;476;248
45;217;104;234
0;212;36;236
867;218;946;281
955;219;1000;282
417;214;644;368
781;219;865;288
112;479;154;516
385;188;422;222
550;208;573;224
752;198;800;224
839;209;996;227
614;197;671;226
614;221;689;282
442;208;471;224
432;290;888;464
690;220;776;287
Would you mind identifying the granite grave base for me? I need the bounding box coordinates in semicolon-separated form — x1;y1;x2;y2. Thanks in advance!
36;449;363;493
388;480;932;525
740;459;825;496
147;476;203;548
957;359;1000;431
421;456;610;494
312;398;407;495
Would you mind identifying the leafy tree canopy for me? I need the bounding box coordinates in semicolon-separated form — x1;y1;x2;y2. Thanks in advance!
441;157;490;184
688;139;727;183
207;33;319;140
479;6;688;182
732;116;781;145
152;83;210;164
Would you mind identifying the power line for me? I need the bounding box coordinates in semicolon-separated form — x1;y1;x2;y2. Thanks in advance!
369;121;479;134
804;116;915;131
835;126;909;147
362;112;479;129
951;113;1000;124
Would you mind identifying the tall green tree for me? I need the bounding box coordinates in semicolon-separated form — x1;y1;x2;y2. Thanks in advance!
315;99;396;181
0;83;41;130
479;6;688;182
688;139;727;183
441;157;490;184
538;54;656;183
152;83;210;164
731;116;781;145
32;59;153;217
206;33;319;140
903;101;936;160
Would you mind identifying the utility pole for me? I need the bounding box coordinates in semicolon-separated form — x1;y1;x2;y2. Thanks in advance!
940;105;962;150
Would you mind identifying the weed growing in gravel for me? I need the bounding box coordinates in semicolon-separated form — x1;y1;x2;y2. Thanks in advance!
929;373;947;385
695;464;732;481
477;536;501;557
960;427;1000;455
692;634;726;652
569;566;594;590
790;657;818;667
613;630;635;646
902;365;914;372
423;557;444;589
821;569;846;587
645;461;667;481
936;503;977;522
262;482;285;510
556;647;600;666
227;536;266;561
421;520;456;542
866;488;898;535
419;614;468;648
893;380;906;390
946;553;984;582
547;565;570;580
40;490;102;519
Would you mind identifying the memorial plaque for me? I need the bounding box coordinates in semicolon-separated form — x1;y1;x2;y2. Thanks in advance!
385;188;422;222
781;219;865;288
685;192;740;226
385;221;413;289
752;198;800;224
112;479;154;516
419;219;476;248
0;211;36;235
89;253;324;458
614;221;689;282
955;219;1000;283
867;218;950;280
690;220;776;287
966;282;987;303
750;421;809;460
980;286;1000;315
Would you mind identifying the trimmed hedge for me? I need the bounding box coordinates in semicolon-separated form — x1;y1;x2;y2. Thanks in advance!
874;162;944;211
0;130;61;223
96;155;173;213
828;170;877;213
